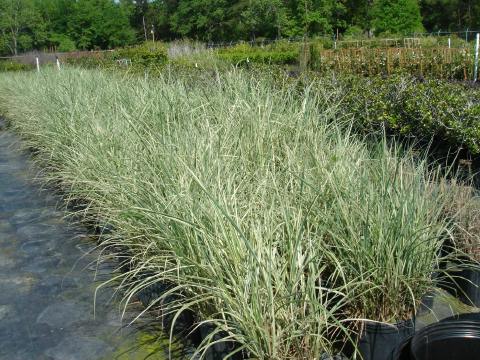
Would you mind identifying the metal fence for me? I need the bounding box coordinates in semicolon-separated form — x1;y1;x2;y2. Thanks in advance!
205;30;480;49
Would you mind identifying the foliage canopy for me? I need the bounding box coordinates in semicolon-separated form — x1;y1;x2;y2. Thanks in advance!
0;0;479;55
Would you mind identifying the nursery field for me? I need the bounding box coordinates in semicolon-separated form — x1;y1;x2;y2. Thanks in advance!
308;46;473;79
0;67;479;359
3;34;480;81
216;38;478;80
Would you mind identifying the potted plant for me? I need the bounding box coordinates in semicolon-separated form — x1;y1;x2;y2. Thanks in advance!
317;146;456;360
442;185;480;307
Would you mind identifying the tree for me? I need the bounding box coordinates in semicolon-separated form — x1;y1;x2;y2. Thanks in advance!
420;0;480;31
148;0;179;41
343;0;372;33
371;0;424;35
2;0;479;54
239;0;291;39
170;0;237;41
67;0;135;49
283;0;346;37
0;0;40;55
34;0;76;51
126;0;149;40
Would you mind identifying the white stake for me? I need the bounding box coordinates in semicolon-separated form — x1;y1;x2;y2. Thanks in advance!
448;38;451;49
474;33;480;82
35;57;40;72
56;57;61;70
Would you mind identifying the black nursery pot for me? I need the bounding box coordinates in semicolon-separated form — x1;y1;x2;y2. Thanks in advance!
198;324;243;360
137;280;243;359
410;314;480;360
439;256;480;307
357;319;415;360
454;267;480;307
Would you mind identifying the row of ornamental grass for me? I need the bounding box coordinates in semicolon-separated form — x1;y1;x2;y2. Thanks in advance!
0;67;472;359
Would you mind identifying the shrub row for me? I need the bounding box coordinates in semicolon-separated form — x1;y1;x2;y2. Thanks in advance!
64;54;114;69
113;42;168;67
333;75;480;155
62;42;298;70
64;42;168;70
216;42;300;65
44;39;477;82
0;60;33;72
309;47;473;80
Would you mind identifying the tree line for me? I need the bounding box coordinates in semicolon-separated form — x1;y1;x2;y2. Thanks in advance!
1;0;479;56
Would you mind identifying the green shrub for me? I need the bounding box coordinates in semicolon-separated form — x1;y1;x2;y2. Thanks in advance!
113;42;168;67
64;42;168;72
414;35;468;49
336;75;480;155
0;60;32;72
64;53;115;69
343;25;365;38
168;48;229;72
309;36;335;50
217;42;300;65
49;34;77;52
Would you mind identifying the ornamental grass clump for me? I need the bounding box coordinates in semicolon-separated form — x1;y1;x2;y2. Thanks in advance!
317;143;456;323
0;67;464;359
445;183;480;262
0;68;353;359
